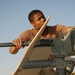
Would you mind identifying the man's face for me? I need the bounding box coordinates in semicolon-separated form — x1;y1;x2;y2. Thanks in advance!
31;12;46;30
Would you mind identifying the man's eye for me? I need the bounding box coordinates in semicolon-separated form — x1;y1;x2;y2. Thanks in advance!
38;18;41;21
37;16;45;21
42;15;45;19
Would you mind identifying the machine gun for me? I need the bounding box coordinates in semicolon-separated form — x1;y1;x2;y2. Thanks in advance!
0;28;75;75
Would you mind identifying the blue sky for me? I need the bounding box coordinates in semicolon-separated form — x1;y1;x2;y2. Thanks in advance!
0;0;75;75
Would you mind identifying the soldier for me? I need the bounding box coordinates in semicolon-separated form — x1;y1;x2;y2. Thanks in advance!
9;9;75;75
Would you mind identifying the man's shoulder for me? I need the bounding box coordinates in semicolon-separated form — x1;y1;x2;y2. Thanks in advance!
47;24;63;27
20;28;34;35
47;24;65;30
23;28;34;32
56;24;64;27
47;24;58;28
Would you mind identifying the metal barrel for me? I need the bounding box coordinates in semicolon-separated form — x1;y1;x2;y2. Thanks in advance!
0;42;30;47
0;39;53;47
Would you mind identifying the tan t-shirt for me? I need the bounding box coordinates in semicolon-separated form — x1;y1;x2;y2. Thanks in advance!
19;24;72;75
19;24;71;42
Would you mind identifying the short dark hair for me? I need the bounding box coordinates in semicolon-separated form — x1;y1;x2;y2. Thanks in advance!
28;9;43;22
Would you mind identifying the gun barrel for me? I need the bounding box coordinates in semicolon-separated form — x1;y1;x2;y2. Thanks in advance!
0;42;30;47
0;39;53;47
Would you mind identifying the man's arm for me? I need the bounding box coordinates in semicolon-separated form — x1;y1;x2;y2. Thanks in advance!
67;26;75;32
67;27;73;32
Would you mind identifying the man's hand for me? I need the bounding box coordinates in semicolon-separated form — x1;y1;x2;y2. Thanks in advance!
13;38;23;49
9;38;23;54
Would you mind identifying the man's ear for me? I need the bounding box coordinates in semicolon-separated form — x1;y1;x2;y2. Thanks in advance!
30;22;35;27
